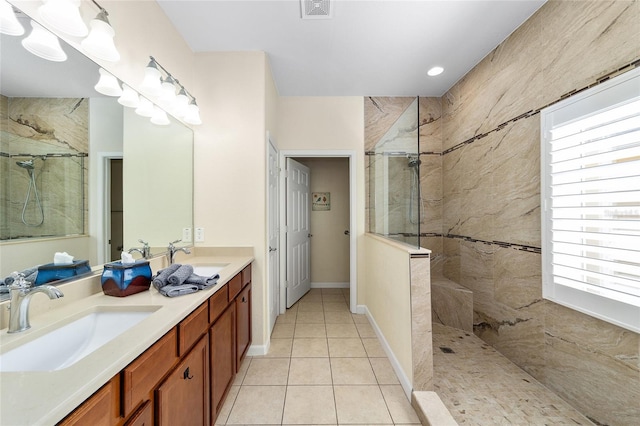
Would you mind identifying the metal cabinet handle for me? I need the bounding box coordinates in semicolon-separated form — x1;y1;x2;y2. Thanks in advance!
242;296;247;303
183;367;193;380
269;246;277;252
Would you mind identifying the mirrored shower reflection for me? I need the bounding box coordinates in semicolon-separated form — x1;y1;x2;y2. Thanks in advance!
1;153;86;240
368;97;421;247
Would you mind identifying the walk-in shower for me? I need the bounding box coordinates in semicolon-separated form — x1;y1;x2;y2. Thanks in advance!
1;152;86;240
368;97;421;247
16;158;45;226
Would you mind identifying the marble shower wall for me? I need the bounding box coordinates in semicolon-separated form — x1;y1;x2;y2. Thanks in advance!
440;1;640;425
0;96;88;240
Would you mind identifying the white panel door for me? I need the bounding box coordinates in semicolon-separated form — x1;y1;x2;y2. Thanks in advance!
267;140;279;334
286;158;311;308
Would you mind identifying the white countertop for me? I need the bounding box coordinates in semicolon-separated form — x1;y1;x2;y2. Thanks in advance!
0;250;253;426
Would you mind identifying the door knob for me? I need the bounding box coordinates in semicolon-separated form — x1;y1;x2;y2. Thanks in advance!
344;230;350;235
308;234;313;238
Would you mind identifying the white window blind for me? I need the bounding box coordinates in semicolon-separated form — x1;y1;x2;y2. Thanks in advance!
541;67;640;333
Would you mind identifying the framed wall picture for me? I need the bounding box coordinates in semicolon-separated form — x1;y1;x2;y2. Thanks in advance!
312;192;330;211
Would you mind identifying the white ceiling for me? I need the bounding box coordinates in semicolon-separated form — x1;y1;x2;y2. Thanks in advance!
157;0;547;97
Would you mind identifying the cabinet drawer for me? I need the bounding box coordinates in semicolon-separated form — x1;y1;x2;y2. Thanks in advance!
179;302;209;356
228;274;242;302
209;284;229;323
58;376;120;426
122;328;178;418
241;264;251;288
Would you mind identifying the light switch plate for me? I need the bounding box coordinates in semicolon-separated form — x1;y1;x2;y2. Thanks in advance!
182;227;192;243
195;227;205;242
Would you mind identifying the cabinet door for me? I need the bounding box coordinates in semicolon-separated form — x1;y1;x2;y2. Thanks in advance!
210;303;236;421
236;283;251;370
58;376;120;426
156;336;209;426
124;400;151;426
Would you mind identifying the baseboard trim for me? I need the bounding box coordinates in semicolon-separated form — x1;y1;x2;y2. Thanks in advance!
364;305;413;399
247;340;269;357
355;304;366;315
311;282;350;289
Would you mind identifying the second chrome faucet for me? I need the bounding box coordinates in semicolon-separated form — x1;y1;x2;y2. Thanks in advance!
168;239;191;264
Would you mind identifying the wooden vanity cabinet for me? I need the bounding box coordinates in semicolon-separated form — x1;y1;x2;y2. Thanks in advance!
236;282;251;370
58;263;253;426
122;328;178;420
210;302;236;420
156;336;209;426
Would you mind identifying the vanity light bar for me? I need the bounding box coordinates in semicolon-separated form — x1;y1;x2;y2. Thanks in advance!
143;56;201;125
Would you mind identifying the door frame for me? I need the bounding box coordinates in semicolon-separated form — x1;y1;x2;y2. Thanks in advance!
278;149;357;314
266;132;280;335
97;151;123;265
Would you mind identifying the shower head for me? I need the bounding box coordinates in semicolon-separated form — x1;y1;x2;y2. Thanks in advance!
16;160;35;170
407;156;421;168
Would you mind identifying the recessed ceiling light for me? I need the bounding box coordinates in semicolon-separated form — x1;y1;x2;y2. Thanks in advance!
427;66;444;77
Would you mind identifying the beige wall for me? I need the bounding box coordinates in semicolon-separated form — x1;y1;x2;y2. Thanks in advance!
297;158;350;284
438;1;640;425
191;51;269;348
363;234;413;384
277;97;365;303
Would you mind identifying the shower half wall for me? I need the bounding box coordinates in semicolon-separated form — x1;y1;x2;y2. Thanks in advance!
0;96;88;240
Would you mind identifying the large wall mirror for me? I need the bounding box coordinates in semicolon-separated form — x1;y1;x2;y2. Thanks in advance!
0;7;194;286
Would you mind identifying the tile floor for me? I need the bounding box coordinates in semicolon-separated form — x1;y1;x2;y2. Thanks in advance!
216;288;421;425
432;323;594;425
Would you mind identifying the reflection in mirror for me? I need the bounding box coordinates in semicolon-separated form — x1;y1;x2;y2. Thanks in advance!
0;9;193;296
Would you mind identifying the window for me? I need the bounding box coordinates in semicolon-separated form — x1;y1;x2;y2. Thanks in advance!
541;67;640;333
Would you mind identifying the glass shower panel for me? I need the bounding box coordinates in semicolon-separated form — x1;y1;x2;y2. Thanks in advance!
368;97;420;247
1;154;86;240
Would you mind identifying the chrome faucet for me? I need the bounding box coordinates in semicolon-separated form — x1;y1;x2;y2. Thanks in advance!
7;275;64;334
168;239;191;264
128;239;152;259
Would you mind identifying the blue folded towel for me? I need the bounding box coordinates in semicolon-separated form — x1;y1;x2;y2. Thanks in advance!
158;283;199;298
152;264;181;289
167;264;194;286
184;273;220;290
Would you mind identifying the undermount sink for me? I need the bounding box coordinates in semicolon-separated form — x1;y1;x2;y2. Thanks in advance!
192;263;229;277
0;306;159;372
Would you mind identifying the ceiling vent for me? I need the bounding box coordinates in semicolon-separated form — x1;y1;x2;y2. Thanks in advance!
301;0;332;19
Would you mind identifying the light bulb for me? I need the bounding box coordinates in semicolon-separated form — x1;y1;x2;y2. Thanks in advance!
0;0;25;36
150;106;170;126
21;20;67;62
184;99;202;125
38;0;88;38
81;11;120;62
140;59;162;96
94;68;122;97
118;84;140;108
135;97;155;117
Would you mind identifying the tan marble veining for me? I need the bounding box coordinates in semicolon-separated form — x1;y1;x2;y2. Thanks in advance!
490;117;541;247
418;97;442;153
419;155;442;234
539;0;639;107
431;276;473;332
410;255;432;391
365;97;415;152
437;2;640;422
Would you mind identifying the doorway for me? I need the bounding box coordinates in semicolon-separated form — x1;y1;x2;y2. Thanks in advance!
278;150;357;314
